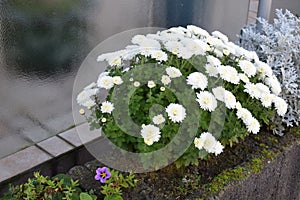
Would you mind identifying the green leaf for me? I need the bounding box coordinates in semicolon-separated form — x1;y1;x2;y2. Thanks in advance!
79;193;93;200
104;195;123;200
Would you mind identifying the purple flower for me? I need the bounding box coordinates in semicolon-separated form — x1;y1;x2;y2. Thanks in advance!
95;167;111;183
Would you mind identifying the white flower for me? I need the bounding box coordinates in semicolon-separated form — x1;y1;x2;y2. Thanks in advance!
239;73;250;83
238;60;256;77
161;75;171;85
223;49;230;56
255;61;273;78
160;87;165;91
97;75;114;90
218;65;240;84
108;56;122;67
196;91;218;112
164;41;183;56
194;137;204;150
149;50;168;61
205;64;219;77
101;101;114;114
213;141;224;155
152;114;166;125
224;90;237;109
147;80;156;88
181;38;206;56
79;109;85;115
200;132;218;153
77;86;98;108
273;96;288;116
187;25;210;37
84;82;97;90
212;86;226;101
235;101;242;110
265;75;281;95
141;124;161;146
187;72;208;90
212;30;229;42
207;36;223;47
101;118;107;123
244;83;261;99
133;81;140;87
236;108;252;123
166;103;187;123
260;93;274;108
112;76;123;85
132;35;147;44
206;55;221;66
166;66;182;78
245;117;260;134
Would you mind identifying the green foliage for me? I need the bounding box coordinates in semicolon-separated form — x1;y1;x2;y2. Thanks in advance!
0;172;95;200
100;169;137;200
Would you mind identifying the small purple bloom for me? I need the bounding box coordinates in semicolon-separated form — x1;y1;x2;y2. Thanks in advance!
95;167;111;183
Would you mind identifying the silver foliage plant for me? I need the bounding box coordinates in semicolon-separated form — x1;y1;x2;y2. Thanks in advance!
239;9;300;135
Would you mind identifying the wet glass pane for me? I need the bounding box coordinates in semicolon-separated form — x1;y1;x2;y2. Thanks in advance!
0;0;249;158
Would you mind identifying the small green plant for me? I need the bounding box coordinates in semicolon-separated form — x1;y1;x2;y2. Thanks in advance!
94;167;137;200
0;172;96;200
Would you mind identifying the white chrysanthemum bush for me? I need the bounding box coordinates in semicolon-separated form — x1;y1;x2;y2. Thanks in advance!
77;25;287;168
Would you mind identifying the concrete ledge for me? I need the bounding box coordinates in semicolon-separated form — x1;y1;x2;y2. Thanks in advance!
216;142;300;200
0;123;101;195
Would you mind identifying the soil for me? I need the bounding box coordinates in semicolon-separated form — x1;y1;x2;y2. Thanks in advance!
68;127;300;200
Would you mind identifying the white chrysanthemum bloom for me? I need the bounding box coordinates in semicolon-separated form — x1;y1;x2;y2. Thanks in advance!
149;50;168;61
238;60;256;77
245;117;260;134
107;56;122;67
132;34;147;45
265;75;282;95
164;41;183;56
177;47;194;59
256;83;271;97
273;96;288;116
187;72;208;90
212;30;229;42
255;61;273;78
239;73;250;83
212;86;226;101
141;124;161;146
161;75;171;85
101;118;107;123
205;64;219;77
224;90;237;109
187;25;210;37
166;103;187;123
133;81;140;87
235;101;242;110
244;83;261;99
196;91;218;112
194;137;204;150
147;80;156;88
222;49;230;56
79;109;85;115
213;141;224;155
260;93;274;108
139;38;161;49
112;76;123;85
236;108;253;123
200;132;218;153
206;55;221;66
97;75;114;90
207;36;223;47
166;66;182;78
77;86;98;108
218;65;240;84
181;38;206;56
214;49;224;58
224;41;238;55
152;114;166;125
101;101;114;114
